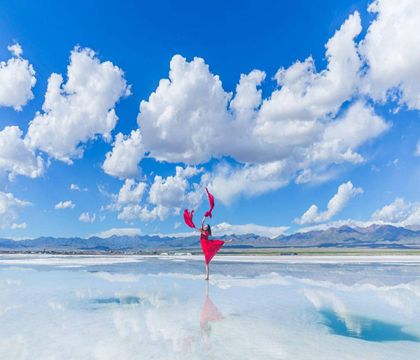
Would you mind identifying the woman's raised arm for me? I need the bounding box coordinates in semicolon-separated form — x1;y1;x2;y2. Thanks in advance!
194;216;206;232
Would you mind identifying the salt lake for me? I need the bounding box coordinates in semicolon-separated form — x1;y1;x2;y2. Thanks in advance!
1;254;419;359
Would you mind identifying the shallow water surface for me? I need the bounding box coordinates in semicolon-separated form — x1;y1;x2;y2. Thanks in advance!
0;255;419;359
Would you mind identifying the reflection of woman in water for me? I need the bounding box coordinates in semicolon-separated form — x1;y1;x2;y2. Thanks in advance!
200;282;224;334
200;281;224;358
182;282;224;355
184;188;232;280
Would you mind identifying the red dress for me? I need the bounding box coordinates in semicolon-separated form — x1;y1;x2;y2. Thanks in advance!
200;230;224;264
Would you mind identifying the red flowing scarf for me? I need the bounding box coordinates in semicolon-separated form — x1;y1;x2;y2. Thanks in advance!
183;188;215;228
204;188;214;218
183;209;196;228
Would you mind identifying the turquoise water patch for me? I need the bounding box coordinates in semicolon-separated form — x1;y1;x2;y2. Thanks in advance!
320;309;420;342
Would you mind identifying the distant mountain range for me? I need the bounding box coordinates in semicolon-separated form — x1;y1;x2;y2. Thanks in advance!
1;224;420;252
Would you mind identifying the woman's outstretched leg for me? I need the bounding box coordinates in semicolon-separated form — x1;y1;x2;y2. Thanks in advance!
205;263;209;280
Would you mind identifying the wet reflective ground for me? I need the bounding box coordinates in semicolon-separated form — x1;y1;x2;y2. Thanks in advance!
0;255;419;359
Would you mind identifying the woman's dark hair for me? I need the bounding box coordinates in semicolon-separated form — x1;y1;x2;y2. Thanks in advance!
206;224;212;236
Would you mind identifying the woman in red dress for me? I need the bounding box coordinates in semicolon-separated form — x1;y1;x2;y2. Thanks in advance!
197;216;231;280
183;188;232;280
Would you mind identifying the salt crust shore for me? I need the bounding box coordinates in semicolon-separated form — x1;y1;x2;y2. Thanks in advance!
1;253;420;265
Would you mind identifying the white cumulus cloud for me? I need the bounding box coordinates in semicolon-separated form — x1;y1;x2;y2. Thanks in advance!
103;129;144;179
136;12;363;166
10;222;27;230
138;54;230;164
0;191;31;230
206;161;290;205
26;47;130;163
79;212;96;223
309;101;391;165
298;197;420;231
132;166;203;221
0;43;36;110
371;198;420;225
360;0;420;109
149;166;202;210
128;11;388;204
105;167;203;222
254;11;362;151
70;183;87;191
0;126;44;180
54;200;75;210
295;181;363;224
117;179;147;205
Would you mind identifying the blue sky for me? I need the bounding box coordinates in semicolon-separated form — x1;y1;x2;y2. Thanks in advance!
1;0;420;239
